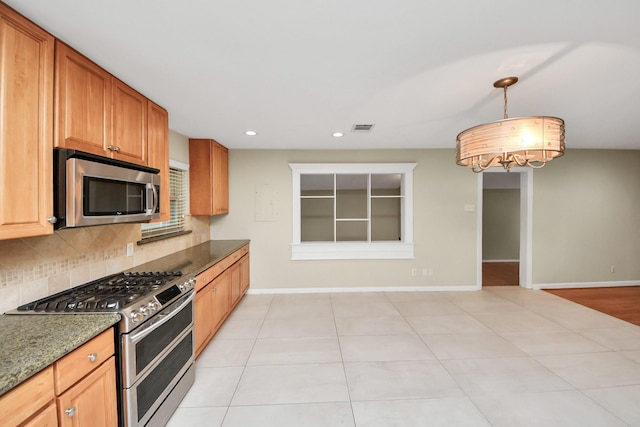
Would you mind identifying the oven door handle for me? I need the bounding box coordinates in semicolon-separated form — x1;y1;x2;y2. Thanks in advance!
128;292;195;344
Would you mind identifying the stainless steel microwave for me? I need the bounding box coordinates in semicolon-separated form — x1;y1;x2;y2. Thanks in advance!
53;148;160;229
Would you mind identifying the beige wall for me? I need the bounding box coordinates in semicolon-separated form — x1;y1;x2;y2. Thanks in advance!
212;148;640;291
211;149;479;290
482;189;520;261
532;149;640;285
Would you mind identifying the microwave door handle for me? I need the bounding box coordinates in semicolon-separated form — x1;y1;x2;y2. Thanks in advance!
147;183;158;214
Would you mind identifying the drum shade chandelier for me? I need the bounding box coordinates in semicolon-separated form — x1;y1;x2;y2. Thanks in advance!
456;77;565;172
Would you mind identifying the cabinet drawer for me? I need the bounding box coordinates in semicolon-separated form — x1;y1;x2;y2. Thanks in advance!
195;261;227;291
229;245;249;264
0;366;54;427
54;328;114;395
23;402;57;427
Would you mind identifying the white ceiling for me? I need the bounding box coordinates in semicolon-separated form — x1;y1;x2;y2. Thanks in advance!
7;0;640;151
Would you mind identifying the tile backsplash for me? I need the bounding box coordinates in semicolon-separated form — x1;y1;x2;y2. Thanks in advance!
0;216;210;313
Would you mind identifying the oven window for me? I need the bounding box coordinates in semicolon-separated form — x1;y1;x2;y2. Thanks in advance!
84;176;146;215
136;301;193;374
136;333;193;422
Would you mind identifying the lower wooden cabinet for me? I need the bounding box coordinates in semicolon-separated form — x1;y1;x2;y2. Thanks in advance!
194;281;216;356
240;254;250;297
0;328;117;427
0;366;55;427
230;254;250;308
212;273;231;329
195;270;231;358
194;244;250;358
56;357;117;427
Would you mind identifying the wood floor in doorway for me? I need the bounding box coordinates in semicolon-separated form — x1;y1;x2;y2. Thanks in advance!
482;262;519;286
545;286;640;327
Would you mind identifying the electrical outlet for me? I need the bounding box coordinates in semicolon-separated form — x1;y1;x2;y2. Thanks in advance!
411;268;417;277
127;242;134;257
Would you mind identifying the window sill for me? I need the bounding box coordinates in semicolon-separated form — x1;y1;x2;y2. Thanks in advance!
291;242;414;260
138;230;192;245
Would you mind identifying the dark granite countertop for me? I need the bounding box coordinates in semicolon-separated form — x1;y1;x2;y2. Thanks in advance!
127;239;250;277
0;240;249;398
0;313;120;396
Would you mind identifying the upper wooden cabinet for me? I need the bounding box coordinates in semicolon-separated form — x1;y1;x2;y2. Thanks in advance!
55;41;148;167
54;41;111;157
111;79;147;165
147;101;170;221
0;3;55;240
189;138;229;216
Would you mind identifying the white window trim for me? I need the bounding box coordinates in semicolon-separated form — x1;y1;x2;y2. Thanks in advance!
289;162;416;260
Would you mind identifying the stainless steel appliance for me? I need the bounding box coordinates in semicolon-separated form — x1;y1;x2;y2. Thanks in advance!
13;271;196;427
53;148;160;230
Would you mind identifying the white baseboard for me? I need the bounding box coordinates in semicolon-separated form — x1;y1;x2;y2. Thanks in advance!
533;280;640;290
246;285;481;294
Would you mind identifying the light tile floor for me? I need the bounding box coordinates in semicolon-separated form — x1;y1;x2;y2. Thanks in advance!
167;287;640;426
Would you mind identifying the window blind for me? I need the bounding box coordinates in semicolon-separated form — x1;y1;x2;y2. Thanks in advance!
141;167;188;238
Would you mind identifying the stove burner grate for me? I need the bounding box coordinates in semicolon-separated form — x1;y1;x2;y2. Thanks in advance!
17;271;182;313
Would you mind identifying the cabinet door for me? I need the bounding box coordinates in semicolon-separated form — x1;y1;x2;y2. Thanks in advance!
188;139;229;216
0;4;54;240
212;143;229;214
111;79;147;165
194;283;215;358
240;254;250;295
57;357;117;427
147;101;170;221
212;272;231;330
230;261;241;307
54;41;111;156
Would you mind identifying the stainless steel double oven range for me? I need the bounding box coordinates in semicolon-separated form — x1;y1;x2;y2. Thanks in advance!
13;270;197;427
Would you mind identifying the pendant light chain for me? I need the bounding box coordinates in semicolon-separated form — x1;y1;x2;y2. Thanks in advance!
503;85;509;119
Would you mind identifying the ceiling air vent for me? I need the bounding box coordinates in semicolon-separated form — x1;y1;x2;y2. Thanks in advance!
351;124;375;133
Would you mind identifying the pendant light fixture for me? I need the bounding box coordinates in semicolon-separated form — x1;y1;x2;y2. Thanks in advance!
456;77;565;172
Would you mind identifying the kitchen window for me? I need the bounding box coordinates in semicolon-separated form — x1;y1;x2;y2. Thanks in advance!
141;160;189;240
290;163;416;260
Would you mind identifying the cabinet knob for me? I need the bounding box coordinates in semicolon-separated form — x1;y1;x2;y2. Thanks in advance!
47;216;57;224
65;407;77;417
87;353;98;362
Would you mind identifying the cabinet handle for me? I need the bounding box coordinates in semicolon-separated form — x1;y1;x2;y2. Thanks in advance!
47;216;57;224
87;353;98;362
107;145;122;152
213;287;217;292
65;407;77;417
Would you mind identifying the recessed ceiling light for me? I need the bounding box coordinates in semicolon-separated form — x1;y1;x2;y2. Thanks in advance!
244;130;257;136
332;132;344;137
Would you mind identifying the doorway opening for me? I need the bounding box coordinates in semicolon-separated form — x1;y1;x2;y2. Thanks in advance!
477;168;533;289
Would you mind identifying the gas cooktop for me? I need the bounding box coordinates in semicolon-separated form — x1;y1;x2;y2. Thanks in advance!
12;271;196;333
17;272;184;312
